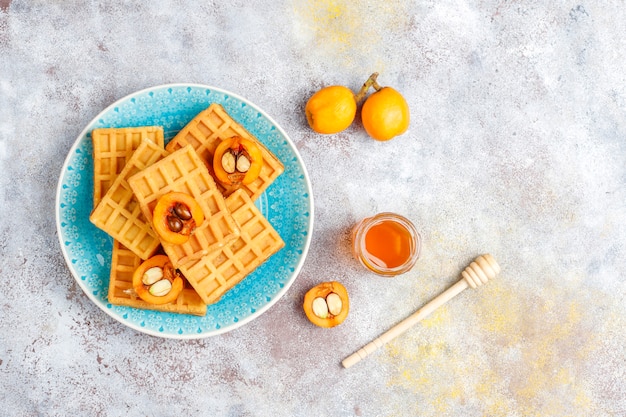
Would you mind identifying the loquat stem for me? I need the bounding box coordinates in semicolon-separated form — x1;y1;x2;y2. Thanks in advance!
354;72;382;103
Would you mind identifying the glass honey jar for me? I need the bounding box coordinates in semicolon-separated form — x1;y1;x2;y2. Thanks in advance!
351;212;421;276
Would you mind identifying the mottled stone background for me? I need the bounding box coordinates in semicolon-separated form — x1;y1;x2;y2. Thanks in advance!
1;1;625;416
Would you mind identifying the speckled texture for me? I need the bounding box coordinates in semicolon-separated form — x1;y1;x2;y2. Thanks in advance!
2;1;625;416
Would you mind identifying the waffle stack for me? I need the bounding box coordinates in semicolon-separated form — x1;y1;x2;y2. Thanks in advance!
90;104;285;317
90;140;168;260
179;189;285;304
108;240;207;316
165;103;284;201
128;144;241;267
92;126;164;207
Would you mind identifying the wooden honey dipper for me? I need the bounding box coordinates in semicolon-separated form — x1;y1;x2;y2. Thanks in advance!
342;254;501;369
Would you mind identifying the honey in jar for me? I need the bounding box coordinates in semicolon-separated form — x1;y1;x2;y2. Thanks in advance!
352;212;421;276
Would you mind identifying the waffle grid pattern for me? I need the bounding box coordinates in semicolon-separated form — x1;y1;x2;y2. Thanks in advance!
108;240;207;316
128;145;240;267
92;126;164;207
90;140;168;260
165;103;284;201
180;189;284;305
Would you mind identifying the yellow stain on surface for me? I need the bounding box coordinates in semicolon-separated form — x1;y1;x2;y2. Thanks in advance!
306;0;353;53
385;340;456;415
381;275;604;416
510;300;596;417
474;280;524;345
292;0;411;72
420;305;450;328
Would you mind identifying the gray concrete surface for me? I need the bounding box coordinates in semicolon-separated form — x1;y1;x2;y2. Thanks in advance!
1;1;625;416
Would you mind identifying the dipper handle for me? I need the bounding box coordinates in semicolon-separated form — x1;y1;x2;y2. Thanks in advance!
342;254;500;369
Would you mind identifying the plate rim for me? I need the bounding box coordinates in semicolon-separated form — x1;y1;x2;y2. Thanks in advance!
55;83;314;339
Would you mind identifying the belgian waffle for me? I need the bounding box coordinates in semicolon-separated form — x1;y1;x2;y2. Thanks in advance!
89;139;168;260
92;126;164;208
107;240;207;316
165;103;284;201
128;145;240;267
179;189;284;305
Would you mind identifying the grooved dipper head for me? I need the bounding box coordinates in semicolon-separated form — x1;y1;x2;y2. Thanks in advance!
462;254;501;288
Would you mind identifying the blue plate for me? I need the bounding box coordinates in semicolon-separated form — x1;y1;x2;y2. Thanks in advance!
55;84;313;338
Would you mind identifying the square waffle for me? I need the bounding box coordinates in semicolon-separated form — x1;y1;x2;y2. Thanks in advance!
179;189;285;305
92;126;164;208
165;103;284;201
90;140;168;260
128;145;240;267
107;240;207;316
